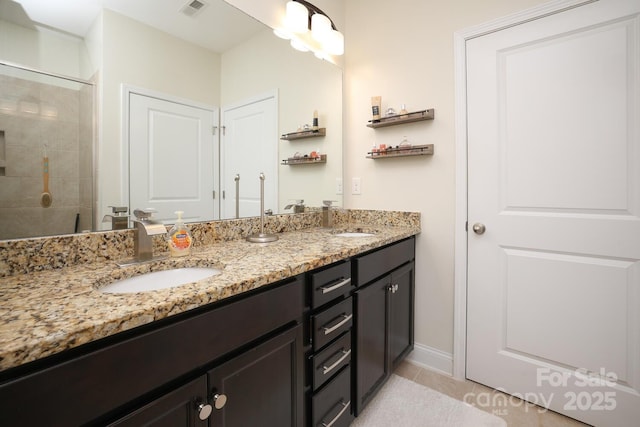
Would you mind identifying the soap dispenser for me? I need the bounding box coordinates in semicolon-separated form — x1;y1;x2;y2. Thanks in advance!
167;211;192;257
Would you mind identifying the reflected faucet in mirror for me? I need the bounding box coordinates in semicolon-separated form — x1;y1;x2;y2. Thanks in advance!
102;206;129;230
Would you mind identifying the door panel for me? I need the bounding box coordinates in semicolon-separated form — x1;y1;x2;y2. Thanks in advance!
466;1;640;426
129;93;216;223
221;93;277;219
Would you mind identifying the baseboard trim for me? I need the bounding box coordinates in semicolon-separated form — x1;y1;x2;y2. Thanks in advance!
406;343;453;376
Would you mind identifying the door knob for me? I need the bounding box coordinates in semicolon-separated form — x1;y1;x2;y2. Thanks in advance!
472;223;486;235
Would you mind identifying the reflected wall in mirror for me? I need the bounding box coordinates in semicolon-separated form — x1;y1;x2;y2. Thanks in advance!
0;0;342;240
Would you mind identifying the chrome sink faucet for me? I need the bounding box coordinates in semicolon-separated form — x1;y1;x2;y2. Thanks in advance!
118;208;167;266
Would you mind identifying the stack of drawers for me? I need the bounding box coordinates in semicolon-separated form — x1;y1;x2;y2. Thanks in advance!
307;260;355;427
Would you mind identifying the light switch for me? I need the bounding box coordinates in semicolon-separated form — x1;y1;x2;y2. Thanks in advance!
352;177;361;195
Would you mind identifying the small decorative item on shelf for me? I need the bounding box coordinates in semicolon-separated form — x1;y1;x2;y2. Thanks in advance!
366;143;434;159
282;152;327;165
385;107;396;117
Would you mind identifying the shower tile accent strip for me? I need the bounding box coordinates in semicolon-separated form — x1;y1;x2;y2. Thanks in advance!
0;209;419;372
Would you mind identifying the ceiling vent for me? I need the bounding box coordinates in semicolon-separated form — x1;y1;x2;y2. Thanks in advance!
181;0;208;18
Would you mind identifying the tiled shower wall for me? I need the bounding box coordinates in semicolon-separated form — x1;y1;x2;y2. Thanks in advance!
0;71;94;240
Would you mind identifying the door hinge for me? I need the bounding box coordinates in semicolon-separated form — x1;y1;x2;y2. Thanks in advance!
222;190;226;200
212;126;217;135
212;190;216;199
465;221;468;232
222;125;226;136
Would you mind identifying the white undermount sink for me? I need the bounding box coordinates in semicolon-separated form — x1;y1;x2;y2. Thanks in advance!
99;267;222;294
334;232;375;237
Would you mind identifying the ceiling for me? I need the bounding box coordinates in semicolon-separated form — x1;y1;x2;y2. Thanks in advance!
1;0;267;53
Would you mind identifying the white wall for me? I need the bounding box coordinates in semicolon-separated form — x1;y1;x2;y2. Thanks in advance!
0;18;90;80
343;0;549;368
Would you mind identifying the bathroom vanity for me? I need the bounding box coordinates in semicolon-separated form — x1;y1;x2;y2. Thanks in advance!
0;211;418;426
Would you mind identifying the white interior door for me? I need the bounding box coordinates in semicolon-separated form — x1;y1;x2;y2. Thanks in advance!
466;1;640;426
221;92;277;219
129;92;217;223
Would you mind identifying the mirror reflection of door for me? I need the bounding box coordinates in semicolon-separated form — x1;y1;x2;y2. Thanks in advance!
221;92;278;219
128;91;218;223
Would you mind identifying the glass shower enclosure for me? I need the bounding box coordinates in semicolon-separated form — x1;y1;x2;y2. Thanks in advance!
0;62;95;240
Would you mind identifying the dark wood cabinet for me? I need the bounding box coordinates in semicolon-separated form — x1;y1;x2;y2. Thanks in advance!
354;238;415;415
209;325;304;427
0;276;304;427
108;376;209;426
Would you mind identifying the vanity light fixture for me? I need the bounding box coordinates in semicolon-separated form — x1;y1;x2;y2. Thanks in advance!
273;0;344;59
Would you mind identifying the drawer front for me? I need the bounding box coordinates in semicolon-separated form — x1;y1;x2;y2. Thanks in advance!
312;365;353;427
312;331;351;391
310;260;353;309
312;297;353;350
355;237;415;287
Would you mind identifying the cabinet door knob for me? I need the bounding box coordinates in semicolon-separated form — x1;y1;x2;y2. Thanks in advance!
197;402;213;420
213;393;228;410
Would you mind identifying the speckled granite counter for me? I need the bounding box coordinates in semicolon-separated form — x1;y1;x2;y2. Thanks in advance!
0;210;419;372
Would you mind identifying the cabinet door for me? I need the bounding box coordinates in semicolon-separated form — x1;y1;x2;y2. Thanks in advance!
389;261;415;369
108;376;209;426
355;276;389;414
208;325;304;427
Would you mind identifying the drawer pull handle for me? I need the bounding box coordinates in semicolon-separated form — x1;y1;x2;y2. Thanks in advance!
322;349;351;375
320;400;351;427
323;314;353;335
320;277;351;294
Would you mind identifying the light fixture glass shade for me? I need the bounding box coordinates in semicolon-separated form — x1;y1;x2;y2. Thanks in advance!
273;28;291;40
290;38;309;52
285;1;309;34
325;30;344;55
311;13;331;42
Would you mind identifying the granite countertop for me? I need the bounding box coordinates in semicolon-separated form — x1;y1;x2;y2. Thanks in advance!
0;224;419;373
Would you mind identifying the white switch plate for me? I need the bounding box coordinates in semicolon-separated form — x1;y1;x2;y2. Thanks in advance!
352;177;361;195
336;178;343;195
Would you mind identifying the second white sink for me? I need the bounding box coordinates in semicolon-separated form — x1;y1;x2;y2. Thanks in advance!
100;267;222;294
334;232;375;237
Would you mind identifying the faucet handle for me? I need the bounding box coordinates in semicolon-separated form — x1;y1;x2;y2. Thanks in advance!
109;205;128;215
133;208;157;220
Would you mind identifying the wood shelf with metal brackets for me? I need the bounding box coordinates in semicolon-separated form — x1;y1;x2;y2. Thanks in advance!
366;144;434;159
367;109;434;128
280;128;326;140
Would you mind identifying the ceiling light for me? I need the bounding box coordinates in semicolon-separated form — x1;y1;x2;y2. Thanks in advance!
311;13;331;42
285;1;309;34
275;0;344;58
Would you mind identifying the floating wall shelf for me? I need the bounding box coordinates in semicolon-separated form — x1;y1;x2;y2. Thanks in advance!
366;144;434;159
367;109;434;128
282;154;327;165
280;128;326;140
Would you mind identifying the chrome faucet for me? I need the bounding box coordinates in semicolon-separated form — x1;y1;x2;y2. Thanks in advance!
322;200;337;228
118;208;167;266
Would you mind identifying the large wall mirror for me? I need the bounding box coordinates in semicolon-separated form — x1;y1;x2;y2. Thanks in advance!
0;0;343;240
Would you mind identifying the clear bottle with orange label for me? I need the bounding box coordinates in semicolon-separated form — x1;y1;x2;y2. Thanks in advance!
167;211;192;257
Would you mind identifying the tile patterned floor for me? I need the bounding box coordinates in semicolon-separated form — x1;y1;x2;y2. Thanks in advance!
395;361;592;427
